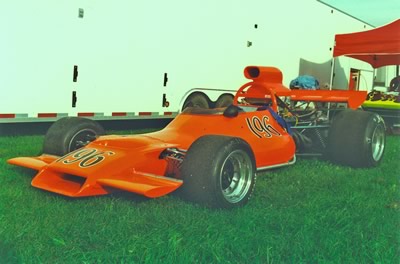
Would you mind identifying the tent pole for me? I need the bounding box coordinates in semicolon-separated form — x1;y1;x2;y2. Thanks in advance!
327;57;336;119
329;57;335;90
372;68;376;91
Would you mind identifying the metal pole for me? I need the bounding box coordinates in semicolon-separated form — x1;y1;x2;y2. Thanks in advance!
329;57;335;90
372;68;376;91
327;57;335;119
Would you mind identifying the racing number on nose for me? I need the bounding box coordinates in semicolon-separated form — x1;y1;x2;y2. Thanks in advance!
57;148;115;168
246;115;281;138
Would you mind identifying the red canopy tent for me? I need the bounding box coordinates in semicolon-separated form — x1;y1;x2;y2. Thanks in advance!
331;19;400;131
333;19;400;68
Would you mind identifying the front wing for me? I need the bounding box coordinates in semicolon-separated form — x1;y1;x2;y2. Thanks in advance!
8;147;182;198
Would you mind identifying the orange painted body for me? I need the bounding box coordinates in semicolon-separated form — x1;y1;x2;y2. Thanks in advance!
8;108;295;198
238;66;366;110
8;66;366;199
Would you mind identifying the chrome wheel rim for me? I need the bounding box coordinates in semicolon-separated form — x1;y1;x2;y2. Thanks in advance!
68;129;97;152
371;124;385;162
220;150;253;203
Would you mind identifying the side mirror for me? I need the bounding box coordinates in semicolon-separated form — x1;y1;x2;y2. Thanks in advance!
223;105;241;118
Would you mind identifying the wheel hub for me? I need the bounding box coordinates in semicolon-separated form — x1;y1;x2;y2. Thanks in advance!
220;150;253;203
371;124;385;162
69;129;98;152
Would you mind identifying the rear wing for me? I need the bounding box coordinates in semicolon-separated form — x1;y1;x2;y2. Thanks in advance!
235;66;367;110
284;89;366;109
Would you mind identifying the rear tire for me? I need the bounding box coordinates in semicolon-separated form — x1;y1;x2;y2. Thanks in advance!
327;110;385;167
42;117;105;156
180;135;256;208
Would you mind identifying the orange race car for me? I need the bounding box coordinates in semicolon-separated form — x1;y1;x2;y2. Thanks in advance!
8;66;386;208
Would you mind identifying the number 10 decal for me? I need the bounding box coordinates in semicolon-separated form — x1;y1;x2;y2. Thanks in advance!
246;116;281;139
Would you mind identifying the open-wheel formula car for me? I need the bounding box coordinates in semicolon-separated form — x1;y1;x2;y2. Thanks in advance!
8;66;386;208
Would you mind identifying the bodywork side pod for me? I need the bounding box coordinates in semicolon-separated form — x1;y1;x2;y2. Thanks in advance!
257;155;296;171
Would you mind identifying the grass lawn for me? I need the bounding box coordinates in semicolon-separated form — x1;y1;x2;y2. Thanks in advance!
0;131;399;263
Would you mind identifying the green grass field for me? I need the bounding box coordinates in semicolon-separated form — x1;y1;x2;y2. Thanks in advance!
0;132;399;263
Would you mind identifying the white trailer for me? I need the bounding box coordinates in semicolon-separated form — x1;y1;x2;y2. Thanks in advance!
0;0;392;123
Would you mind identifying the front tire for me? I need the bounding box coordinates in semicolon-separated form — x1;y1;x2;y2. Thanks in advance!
180;135;256;208
42;117;105;156
327;110;386;167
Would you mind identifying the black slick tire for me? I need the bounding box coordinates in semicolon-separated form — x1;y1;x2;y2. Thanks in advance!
42;117;105;156
327;109;386;167
180;135;256;208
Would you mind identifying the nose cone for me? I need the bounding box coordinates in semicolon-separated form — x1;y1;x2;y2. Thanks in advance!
94;135;168;150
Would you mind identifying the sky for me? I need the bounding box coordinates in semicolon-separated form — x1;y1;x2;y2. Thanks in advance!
321;0;399;27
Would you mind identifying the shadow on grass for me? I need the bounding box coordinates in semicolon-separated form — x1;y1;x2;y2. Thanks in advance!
13;167;37;177
108;191;151;204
